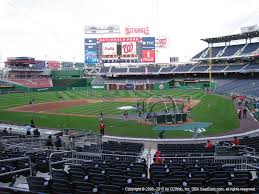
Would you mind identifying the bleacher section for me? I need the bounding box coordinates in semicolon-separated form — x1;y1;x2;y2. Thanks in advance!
191;65;209;73
215;79;259;96
242;63;259;72
98;63;259;76
103;78;171;85
128;67;145;73
203;46;225;58
1;132;259;194
147;66;161;73
191;48;208;59
211;65;228;72
241;42;259;55
159;66;177;73
221;44;245;57
192;42;259;60
111;67;127;73
99;67;110;74
0;80;13;87
224;64;246;72
8;78;52;88
173;64;194;72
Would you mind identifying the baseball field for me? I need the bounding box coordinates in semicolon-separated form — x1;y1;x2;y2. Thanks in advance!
0;89;239;138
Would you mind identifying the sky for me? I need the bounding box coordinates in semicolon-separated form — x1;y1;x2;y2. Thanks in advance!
0;0;259;64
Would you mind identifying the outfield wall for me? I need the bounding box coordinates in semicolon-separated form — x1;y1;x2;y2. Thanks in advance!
51;70;84;79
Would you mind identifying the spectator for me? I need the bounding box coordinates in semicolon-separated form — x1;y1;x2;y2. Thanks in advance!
99;121;105;136
243;107;247;118
232;137;240;146
205;140;214;149
26;127;31;136
238;99;242;106
46;135;53;148
33;128;40;137
55;136;62;149
2;128;8;135
154;150;163;164
9;127;12;132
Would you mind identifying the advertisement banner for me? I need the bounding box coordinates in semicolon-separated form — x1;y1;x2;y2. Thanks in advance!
85;44;97;51
142;37;155;50
34;60;45;69
155;37;167;48
98;37;141;42
85;51;98;64
47;61;60;70
85;38;97;44
121;42;136;55
61;62;73;68
85;25;120;34
102;42;117;56
85;38;98;64
142;50;155;62
126;84;133;90
91;84;105;90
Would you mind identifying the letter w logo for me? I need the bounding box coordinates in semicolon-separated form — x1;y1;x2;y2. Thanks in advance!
122;43;133;53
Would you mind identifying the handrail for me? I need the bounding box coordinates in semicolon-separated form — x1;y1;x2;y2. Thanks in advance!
49;151;144;178
49;150;75;178
0;156;32;177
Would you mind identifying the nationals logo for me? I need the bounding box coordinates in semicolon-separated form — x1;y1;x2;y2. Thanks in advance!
122;43;133;54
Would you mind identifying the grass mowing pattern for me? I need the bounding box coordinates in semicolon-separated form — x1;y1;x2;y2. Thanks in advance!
190;95;240;135
0;89;239;138
59;101;183;116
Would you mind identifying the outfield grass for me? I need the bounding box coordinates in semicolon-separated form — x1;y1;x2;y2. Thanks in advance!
0;89;240;138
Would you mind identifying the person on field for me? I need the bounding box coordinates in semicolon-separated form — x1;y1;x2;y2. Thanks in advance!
187;106;192;115
158;130;165;139
99;121;105;136
237;108;242;119
124;111;128;120
31;119;35;128
243;107;247;118
99;112;103;121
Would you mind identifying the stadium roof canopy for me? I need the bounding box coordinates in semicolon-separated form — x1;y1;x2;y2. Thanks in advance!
201;30;259;43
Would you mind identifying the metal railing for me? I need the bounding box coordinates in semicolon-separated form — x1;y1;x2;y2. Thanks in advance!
49;150;144;178
0;156;32;177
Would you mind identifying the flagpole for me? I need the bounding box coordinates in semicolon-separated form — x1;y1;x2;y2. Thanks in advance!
209;46;212;92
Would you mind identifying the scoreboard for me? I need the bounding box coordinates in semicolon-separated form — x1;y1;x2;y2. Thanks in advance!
84;25;161;64
84;37;156;64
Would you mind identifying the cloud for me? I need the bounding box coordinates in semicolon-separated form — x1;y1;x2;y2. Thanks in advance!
0;0;258;63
